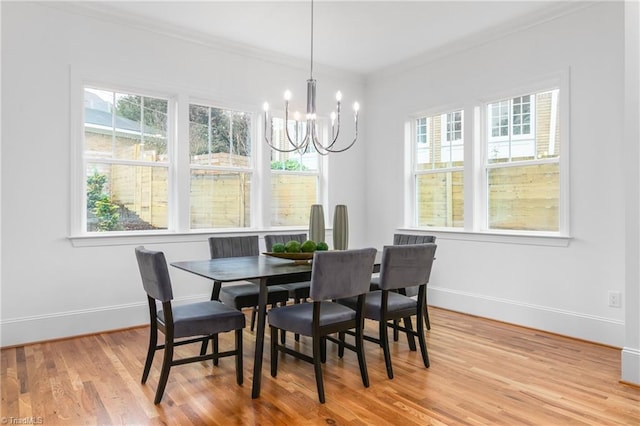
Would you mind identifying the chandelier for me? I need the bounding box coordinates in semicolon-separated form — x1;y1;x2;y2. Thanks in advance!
263;0;359;155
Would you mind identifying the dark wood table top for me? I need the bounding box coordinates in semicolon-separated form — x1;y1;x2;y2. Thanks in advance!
171;252;381;283
171;255;314;282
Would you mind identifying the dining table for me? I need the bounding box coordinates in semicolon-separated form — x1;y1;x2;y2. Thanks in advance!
171;252;380;399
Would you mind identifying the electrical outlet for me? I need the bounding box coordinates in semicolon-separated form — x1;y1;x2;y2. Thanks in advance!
608;291;622;308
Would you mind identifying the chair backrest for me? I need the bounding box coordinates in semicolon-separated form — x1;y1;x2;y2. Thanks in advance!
209;235;259;259
393;233;436;245
310;248;377;300
264;233;307;251
135;246;174;302
378;244;437;292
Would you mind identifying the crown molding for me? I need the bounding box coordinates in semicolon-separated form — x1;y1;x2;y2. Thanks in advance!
367;1;597;83
41;1;364;84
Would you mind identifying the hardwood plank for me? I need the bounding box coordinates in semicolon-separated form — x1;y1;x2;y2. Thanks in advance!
1;308;638;425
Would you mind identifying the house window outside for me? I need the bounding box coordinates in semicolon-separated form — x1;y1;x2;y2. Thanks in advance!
270;117;321;226
189;104;253;229
83;88;169;232
409;85;563;235
485;89;560;231
413;110;464;228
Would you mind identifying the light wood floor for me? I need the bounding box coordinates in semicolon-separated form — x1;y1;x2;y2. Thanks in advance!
2;307;639;425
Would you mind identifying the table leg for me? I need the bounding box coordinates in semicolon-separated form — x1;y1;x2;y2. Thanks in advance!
251;277;268;398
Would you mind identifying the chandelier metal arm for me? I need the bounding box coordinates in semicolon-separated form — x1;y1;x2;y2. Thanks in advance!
263;112;305;153
262;0;359;155
314;116;358;154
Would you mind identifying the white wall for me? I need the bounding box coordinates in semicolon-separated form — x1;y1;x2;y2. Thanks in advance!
365;2;629;348
0;3;365;346
1;3;638;384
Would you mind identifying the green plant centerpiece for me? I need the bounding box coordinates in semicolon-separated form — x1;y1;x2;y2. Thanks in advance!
284;240;302;253
316;242;329;251
300;240;317;253
272;243;286;253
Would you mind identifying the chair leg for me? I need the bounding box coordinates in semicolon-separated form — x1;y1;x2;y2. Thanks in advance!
235;329;243;385
154;338;174;404
355;324;370;388
320;337;327;364
250;307;257;331
393;319;400;341
312;336;325;403
212;334;219;366
142;325;157;384
403;317;417;351
417;308;430;368
270;326;278;377
424;304;431;330
199;337;209;356
338;331;346;358
380;319;393;379
294;298;301;342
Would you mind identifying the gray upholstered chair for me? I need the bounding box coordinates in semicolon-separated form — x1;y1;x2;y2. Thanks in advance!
370;233;436;330
268;248;377;403
339;243;437;379
135;246;245;404
210;236;290;332
264;233;311;342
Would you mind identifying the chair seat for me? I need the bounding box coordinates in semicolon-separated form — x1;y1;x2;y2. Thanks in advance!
158;300;246;338
268;301;357;336
339;291;416;320
279;281;311;299
220;283;289;309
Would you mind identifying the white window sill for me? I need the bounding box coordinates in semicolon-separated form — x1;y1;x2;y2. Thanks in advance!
68;227;314;248
396;227;571;247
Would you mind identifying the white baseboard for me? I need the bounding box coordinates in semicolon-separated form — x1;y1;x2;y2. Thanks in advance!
622;347;640;385
428;286;625;348
0;294;210;347
1;288;627;350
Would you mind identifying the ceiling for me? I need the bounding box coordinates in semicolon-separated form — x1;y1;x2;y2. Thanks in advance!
83;1;581;75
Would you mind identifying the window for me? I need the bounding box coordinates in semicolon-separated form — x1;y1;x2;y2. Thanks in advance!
413;109;464;228
189;103;252;229
75;78;328;238
485;89;560;231
84;88;169;232
269;118;321;226
409;82;566;236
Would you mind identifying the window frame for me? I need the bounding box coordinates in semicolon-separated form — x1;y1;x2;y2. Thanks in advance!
405;71;571;245
70;68;330;246
187;99;256;230
409;106;466;229
72;76;180;238
266;112;327;228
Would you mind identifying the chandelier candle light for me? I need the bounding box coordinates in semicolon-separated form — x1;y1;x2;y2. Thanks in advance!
263;0;359;155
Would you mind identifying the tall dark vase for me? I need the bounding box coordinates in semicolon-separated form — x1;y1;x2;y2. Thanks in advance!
333;205;349;250
309;204;325;244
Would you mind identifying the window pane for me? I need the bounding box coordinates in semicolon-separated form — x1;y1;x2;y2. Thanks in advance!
415;171;464;227
190;170;251;228
487;163;559;231
189;104;252;168
271;174;317;226
86;163;168;232
416;111;463;170
269;118;319;172
84;89;168;162
488;89;559;164
268;117;320;226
